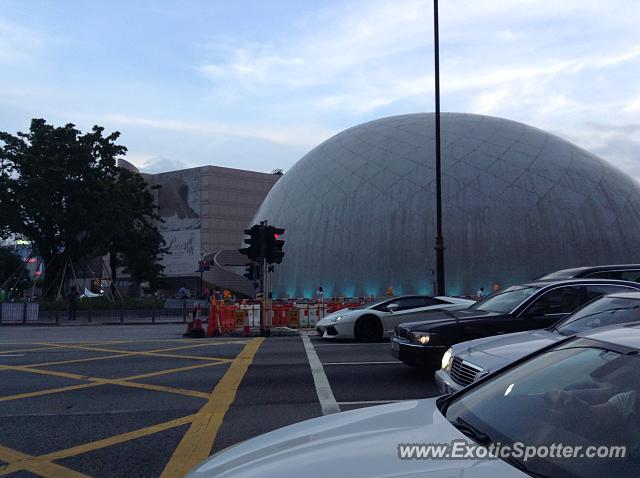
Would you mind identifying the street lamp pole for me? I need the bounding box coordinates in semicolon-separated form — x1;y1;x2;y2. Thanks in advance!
433;0;446;296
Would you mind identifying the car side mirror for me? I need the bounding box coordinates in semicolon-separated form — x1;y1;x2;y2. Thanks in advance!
386;303;399;313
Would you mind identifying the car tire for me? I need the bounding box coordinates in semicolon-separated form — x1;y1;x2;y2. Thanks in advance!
354;315;383;342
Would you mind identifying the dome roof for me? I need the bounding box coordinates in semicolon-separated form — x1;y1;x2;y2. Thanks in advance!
253;113;640;298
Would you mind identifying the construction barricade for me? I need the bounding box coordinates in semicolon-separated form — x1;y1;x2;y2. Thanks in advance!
217;304;239;334
239;302;261;327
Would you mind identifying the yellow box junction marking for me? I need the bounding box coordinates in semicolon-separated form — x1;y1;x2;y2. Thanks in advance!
0;337;264;478
160;337;264;478
0;444;90;478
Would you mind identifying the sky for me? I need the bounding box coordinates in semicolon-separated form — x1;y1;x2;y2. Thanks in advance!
1;0;639;179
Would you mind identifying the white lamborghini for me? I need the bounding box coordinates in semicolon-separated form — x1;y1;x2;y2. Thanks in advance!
315;295;475;341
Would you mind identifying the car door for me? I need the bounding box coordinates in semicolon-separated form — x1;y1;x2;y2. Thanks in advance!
514;285;593;331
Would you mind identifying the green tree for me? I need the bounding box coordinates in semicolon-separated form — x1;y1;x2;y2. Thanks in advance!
105;168;168;293
0;119;166;299
0;246;31;294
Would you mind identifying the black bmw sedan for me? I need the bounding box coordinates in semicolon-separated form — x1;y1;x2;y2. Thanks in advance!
391;278;640;371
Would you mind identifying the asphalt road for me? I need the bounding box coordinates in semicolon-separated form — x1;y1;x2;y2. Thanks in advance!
0;325;440;478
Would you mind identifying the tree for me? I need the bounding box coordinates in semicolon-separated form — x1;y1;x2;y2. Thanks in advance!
0;119;166;299
104;168;168;293
0;246;31;294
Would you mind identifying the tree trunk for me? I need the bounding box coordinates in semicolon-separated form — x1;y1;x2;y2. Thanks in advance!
109;251;118;298
42;253;63;300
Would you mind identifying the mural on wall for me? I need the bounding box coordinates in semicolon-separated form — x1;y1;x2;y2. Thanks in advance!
156;170;201;276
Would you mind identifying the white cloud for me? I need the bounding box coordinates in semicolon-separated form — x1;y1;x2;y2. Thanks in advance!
0;18;44;63
102;113;333;149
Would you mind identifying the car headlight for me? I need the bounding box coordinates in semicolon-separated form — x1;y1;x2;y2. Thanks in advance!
441;348;453;370
410;332;431;345
330;315;344;323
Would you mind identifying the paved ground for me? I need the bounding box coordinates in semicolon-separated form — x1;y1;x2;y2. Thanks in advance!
0;325;439;477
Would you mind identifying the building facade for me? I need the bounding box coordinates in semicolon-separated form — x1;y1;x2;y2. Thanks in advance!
252;113;640;298
119;160;281;293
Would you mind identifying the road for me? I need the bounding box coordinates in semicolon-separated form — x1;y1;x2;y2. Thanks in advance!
0;325;440;478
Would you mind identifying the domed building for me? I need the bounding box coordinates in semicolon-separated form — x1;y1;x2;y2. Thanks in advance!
252;113;640;298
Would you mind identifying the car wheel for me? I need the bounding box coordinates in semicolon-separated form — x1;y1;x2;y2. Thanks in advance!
354;315;383;342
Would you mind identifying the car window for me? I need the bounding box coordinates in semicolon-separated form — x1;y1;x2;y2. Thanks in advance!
468;286;540;313
444;346;639;477
584;284;639;301
585;270;640;282
354;298;389;310
522;286;585;316
388;297;429;311
557;297;640;336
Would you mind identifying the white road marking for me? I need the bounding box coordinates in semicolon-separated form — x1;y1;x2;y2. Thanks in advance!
301;334;340;415
337;400;405;405
322;361;400;365
0;354;25;357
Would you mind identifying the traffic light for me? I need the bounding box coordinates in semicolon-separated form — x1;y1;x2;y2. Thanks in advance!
239;225;264;261
243;262;259;281
264;226;285;264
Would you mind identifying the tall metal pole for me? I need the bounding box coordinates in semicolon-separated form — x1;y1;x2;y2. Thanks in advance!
433;0;446;296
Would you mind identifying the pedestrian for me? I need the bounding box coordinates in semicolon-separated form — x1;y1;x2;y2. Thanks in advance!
316;286;324;303
68;286;80;321
476;287;486;300
214;287;223;301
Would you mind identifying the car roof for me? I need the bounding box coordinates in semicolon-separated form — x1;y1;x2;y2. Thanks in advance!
517;278;640;288
602;291;640;299
538;264;640;279
577;323;640;350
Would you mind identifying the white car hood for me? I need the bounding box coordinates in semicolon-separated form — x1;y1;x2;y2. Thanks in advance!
187;399;526;478
316;308;352;326
454;329;562;373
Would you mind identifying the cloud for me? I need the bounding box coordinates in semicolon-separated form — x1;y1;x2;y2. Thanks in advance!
0;18;44;63
102;113;334;148
136;155;191;174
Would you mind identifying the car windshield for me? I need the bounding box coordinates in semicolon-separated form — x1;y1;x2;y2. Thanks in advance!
443;345;639;477
537;269;583;280
556;297;640;336
467;286;539;313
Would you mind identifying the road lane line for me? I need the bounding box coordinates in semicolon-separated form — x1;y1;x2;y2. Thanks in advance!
40;414;197;462
0;359;233;402
0;444;90;478
322;361;400;365
0;383;100;402
301;334;340;416
37;342;246;363
0;346;57;354
160;337;264;478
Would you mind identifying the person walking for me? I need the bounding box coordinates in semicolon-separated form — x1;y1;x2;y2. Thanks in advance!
68;286;80;321
476;287;486;300
316;286;324;303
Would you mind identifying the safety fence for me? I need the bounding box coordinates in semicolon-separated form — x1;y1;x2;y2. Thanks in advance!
0;298;369;328
206;299;367;334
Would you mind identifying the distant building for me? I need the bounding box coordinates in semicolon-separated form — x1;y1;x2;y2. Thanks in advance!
119;161;281;295
253;113;640;298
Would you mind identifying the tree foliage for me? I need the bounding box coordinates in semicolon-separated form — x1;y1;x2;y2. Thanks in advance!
0;119;166;299
0;246;31;293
